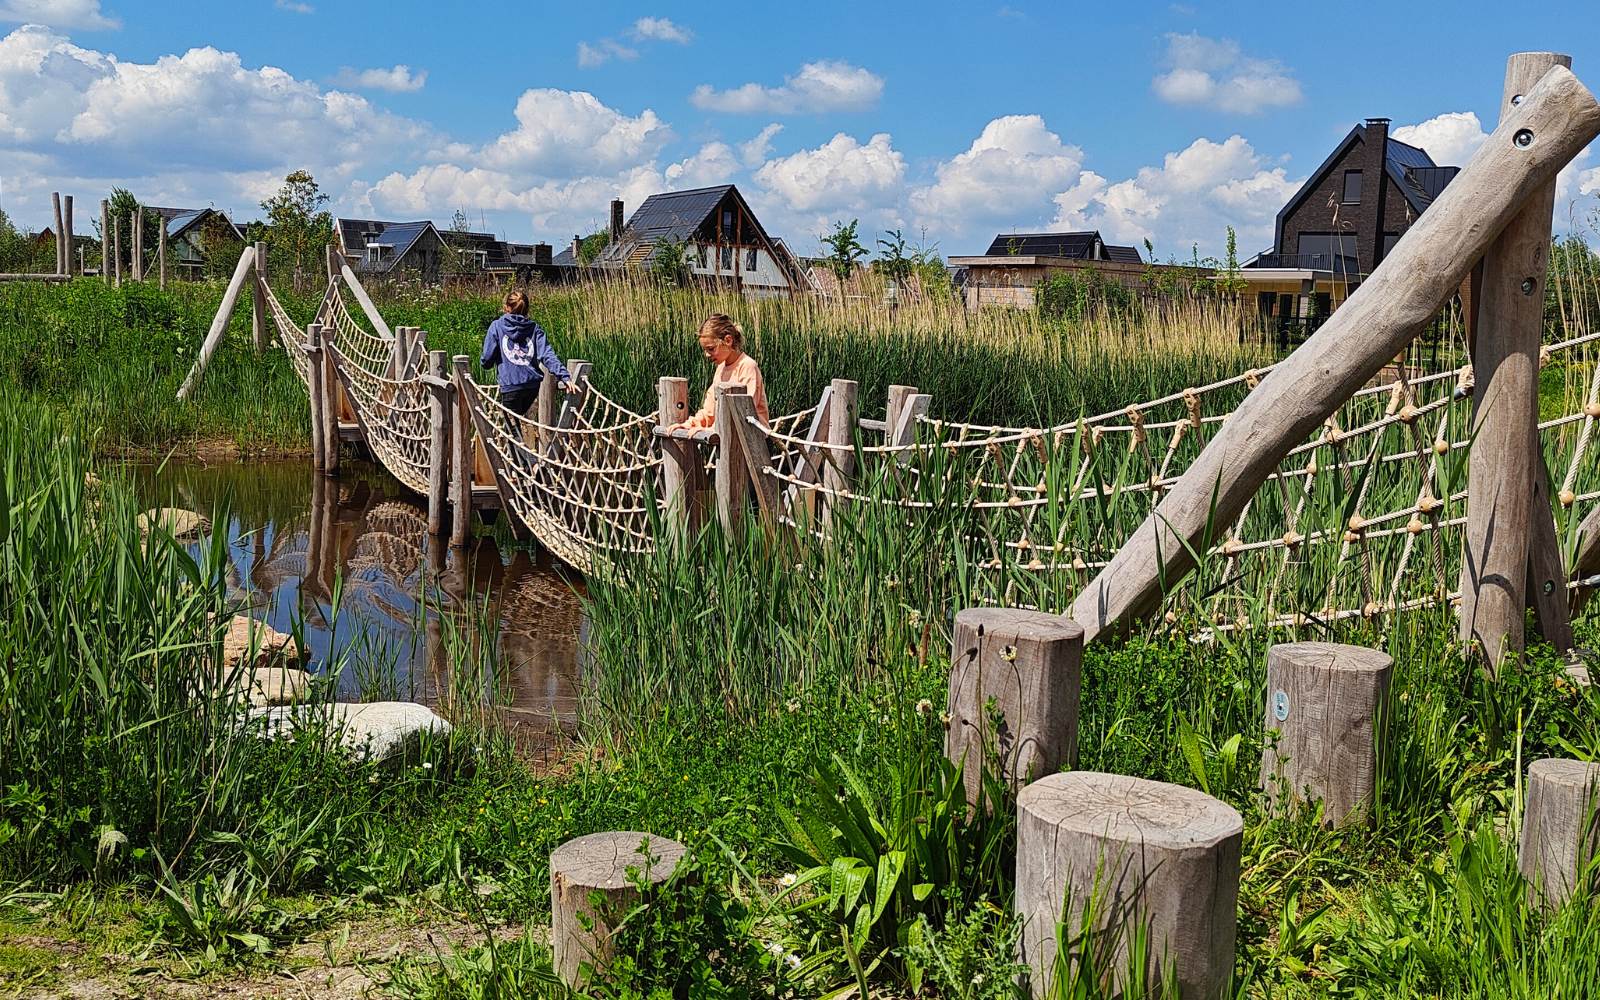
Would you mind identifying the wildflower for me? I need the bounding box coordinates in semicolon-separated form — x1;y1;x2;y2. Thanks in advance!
880;714;891;725
421;761;433;770
785;954;801;969
915;698;933;717
885;577;899;591
780;872;797;887
1000;645;1018;662
786;699;801;713
972;973;986;986
940;711;952;727
766;942;784;957
907;609;923;629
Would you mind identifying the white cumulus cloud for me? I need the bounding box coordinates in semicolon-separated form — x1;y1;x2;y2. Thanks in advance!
632;16;691;43
0;0;117;29
739;123;783;167
910;115;1084;235
577;39;638;68
332;64;427;93
1151;33;1301;114
755;132;904;213
692;60;883;114
478;88;671;174
1391;111;1485;167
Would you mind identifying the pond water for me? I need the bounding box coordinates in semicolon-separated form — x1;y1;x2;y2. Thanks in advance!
129;459;583;737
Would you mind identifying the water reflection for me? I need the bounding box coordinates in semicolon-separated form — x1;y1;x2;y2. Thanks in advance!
129;460;581;734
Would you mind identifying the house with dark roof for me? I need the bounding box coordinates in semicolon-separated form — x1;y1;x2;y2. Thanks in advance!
335;218;448;281
589;185;807;295
948;230;1158;310
1237;117;1461;336
150;207;245;278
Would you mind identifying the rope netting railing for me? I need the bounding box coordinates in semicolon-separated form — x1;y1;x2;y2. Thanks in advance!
327;343;434;495
746;328;1600;636
461;376;660;575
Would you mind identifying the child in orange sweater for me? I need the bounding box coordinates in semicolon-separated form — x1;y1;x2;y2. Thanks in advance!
668;314;770;431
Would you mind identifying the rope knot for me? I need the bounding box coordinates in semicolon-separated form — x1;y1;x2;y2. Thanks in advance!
1182;389;1202;428
1244;368;1261;389
1125;405;1147;447
1455;364;1475;397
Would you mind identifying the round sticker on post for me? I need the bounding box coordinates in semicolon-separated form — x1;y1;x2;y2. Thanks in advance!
1272;689;1290;722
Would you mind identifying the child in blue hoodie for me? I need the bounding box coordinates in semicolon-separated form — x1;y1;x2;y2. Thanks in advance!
479;290;575;416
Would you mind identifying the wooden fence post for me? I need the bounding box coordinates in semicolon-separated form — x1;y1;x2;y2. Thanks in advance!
945;607;1082;804
62;195;74;277
885;383;914;439
426;350;451;537
111;212;121;287
450;355;473;548
132;209;144;282
252;241;267;351
1460;51;1573;670
1068;65;1600;644
724;390;779;526
1259;642;1394;826
713;383;751;536
51;193;64;275
99;199;109;283
821;378;859;530
1017;773;1242;1000
157;217;168;289
306;323;327;473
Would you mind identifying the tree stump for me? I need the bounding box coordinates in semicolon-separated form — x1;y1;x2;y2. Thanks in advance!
1520;758;1600;908
944;608;1082;804
1017;772;1241;1000
1258;642;1393;827
550;831;687;987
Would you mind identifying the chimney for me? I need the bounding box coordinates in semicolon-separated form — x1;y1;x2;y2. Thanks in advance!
1362;117;1391;273
534;242;552;266
572;234;582;262
609;199;624;242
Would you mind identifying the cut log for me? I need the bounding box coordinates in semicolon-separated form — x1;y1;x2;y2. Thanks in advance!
176;245;257;400
1520;758;1600;908
1016;772;1241;1000
944;607;1082;803
551;831;687;987
1258;642;1393;826
1070;65;1600;642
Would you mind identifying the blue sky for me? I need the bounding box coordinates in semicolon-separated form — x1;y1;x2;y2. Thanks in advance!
3;0;1599;258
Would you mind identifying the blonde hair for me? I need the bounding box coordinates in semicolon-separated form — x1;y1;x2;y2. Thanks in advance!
503;290;529;316
698;313;743;348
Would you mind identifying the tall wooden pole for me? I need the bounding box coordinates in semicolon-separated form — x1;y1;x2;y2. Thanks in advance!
252;240;267;352
307;323;327;473
449;355;473;548
99;199;109;283
157;220;168;289
1067;65;1600;644
62;195;74;277
1458;52;1572;669
51;193;64;275
111;214;121;287
426;350;451;537
132;210;144;282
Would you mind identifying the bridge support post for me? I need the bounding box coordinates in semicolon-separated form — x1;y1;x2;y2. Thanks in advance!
725;390;779;529
252;241;267;352
713;383;750;538
306;323;327;473
1460;51;1574;671
322;333;341;475
656;377;699;545
449;355;473;548
821;378;859;530
426;350;451;537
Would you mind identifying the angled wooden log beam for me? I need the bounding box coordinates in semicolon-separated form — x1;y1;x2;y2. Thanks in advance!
1459;52;1571;669
1070;64;1600;644
176;245;257;400
339;263;394;342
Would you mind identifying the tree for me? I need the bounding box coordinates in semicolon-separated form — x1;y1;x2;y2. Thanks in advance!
820;219;867;283
1217;226;1246;295
200;213;246;281
107;188;160;277
260;170;333;291
649;239;692;287
576;229;610;265
442;208;478;278
874;229;915;284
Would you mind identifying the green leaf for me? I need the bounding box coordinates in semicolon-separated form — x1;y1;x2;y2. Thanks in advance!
1177;717;1209;794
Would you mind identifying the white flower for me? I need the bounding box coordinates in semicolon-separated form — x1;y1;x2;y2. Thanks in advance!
880;714;891;725
915;698;933;716
421;761;433;770
765;941;784;957
780;872;797;887
785;954;801;969
972;973;986;985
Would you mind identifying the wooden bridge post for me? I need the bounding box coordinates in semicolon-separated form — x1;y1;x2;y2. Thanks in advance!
321;325;341;475
821;378;859;529
252;241;268;352
99;200;109;283
714;383;751;537
885;383;915;439
132;209;144;282
1067;65;1600;644
326;244;340;284
724;390;779;528
449;355;473;548
157;217;168;289
306;323;327;473
657;376;694;544
1460;51;1574;670
426;350;451;537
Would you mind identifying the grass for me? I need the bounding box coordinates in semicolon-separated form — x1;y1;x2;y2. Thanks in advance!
6;243;1600;995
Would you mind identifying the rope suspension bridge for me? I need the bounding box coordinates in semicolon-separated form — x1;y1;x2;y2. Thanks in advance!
179;54;1600;662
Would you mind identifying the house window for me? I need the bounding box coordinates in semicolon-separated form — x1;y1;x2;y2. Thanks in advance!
366;243;389;265
745;248;758;271
721;209;733;231
696;244;708;269
1341;170;1362;205
720;245;733;270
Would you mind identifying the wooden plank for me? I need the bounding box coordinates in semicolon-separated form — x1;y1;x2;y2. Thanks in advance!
339;263;394;342
821;378;859;530
450;356;473;548
727;390;780;524
1568;503;1600;614
1459;52;1571;669
1069;64;1600;644
176;245;257;400
713;383;750;536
